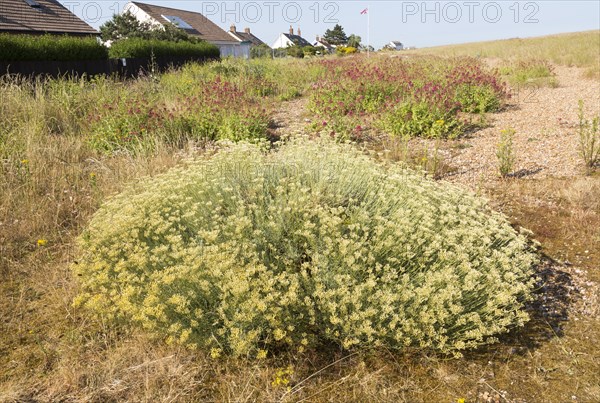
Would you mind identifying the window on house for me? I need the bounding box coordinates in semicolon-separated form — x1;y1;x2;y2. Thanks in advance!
161;15;193;30
24;0;41;7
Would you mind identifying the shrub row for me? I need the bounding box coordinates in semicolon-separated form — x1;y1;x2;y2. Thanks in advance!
0;34;220;62
0;34;108;61
108;38;219;60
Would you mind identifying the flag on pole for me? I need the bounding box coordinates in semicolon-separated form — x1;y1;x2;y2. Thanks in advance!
361;7;370;57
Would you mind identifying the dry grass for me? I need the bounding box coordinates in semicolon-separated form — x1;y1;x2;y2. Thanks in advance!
407;30;600;78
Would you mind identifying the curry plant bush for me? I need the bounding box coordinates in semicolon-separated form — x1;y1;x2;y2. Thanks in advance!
74;140;537;358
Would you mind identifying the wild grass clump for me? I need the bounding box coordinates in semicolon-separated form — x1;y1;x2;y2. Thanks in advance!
577;100;600;172
497;128;517;177
74;140;537;358
499;59;558;88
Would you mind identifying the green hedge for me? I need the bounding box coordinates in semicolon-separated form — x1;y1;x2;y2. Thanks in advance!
108;38;220;59
0;34;108;61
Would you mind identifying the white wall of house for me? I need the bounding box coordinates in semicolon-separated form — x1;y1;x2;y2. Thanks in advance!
272;34;293;49
389;41;404;50
121;2;249;59
123;2;162;28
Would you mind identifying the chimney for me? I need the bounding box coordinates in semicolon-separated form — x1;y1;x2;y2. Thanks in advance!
316;35;320;42
289;25;293;35
230;24;236;32
297;27;301;37
244;27;250;34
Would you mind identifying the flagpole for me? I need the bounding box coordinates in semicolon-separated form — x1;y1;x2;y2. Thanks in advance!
367;6;370;58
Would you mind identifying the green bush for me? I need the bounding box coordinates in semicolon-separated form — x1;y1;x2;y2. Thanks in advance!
380;102;464;139
108;38;219;59
285;46;304;59
250;44;273;59
74;140;537;357
0;34;108;61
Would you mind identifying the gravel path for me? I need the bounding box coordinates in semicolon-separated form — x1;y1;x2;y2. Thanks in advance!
272;64;599;187
445;65;600;186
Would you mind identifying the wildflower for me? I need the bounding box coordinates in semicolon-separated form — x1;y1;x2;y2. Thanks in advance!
210;347;222;359
256;349;267;359
457;399;466;403
21;159;29;164
436;119;445;125
90;172;97;180
37;239;47;247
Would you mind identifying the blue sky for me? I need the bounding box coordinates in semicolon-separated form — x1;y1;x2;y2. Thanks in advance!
67;1;600;48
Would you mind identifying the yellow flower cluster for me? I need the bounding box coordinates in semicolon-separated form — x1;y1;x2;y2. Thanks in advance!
73;139;537;357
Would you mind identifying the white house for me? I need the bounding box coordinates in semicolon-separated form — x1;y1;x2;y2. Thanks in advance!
123;1;249;58
313;35;335;53
228;25;268;48
272;26;312;49
387;41;404;50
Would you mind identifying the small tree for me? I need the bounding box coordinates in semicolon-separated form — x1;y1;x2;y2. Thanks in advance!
250;44;272;59
302;45;317;57
323;24;348;46
100;11;197;43
100;11;151;41
286;45;304;58
347;34;361;48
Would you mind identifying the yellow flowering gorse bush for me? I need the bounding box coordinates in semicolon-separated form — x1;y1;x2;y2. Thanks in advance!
74;140;537;357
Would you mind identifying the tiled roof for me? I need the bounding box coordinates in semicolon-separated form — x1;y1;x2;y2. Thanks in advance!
0;0;98;35
131;1;236;43
314;39;334;50
282;33;311;47
229;30;267;47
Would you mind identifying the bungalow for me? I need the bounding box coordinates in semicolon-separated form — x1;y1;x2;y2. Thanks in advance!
0;0;97;36
228;25;268;48
272;26;311;49
387;41;404;50
123;1;249;58
313;35;335;53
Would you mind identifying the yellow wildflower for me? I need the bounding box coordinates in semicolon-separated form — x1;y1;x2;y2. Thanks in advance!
37;239;47;247
256;349;267;359
210;347;222;359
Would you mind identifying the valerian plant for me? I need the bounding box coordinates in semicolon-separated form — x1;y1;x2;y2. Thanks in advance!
74;139;537;358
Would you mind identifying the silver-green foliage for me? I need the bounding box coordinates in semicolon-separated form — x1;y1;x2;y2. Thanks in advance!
74;140;537;357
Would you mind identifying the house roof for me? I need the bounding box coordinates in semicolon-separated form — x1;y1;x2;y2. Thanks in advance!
314;39;334;50
282;33;311;47
130;1;236;43
390;41;403;46
0;0;98;36
229;30;267;47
